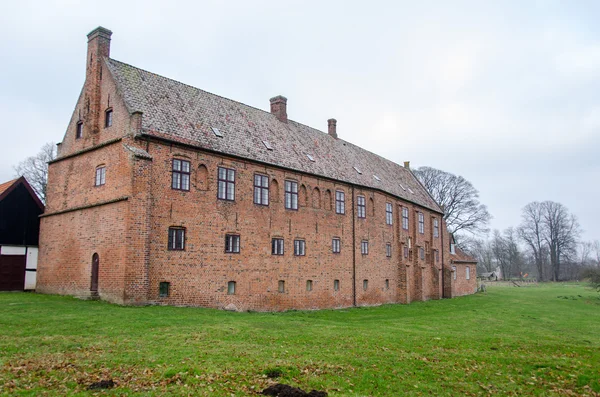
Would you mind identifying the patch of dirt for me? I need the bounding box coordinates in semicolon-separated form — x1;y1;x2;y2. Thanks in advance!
262;383;327;397
87;379;115;390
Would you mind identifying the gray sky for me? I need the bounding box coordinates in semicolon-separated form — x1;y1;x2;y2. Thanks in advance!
1;0;598;243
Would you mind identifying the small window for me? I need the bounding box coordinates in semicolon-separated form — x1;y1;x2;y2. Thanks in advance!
386;243;392;258
105;109;113;128
211;127;223;137
76;121;83;139
419;247;425;260
168;227;185;250
335;190;345;214
466;266;471;280
418;212;425;234
386;203;393;225
306;153;315;162
385;279;390;289
225;234;240;253
333;279;340;291
159;282;170;297
95;166;106;186
373;175;381;181
434;218;439;238
272;238;284;255
262;140;273;150
435;250;440;262
306;280;313;291
357;196;366;218
402;207;409;230
278;280;285;293
452;266;457;280
284;180;298;210
227;281;236;295
408;187;414;194
361;240;369;255
254;174;269;205
294;239;306;256
403;246;409;258
172;159;191;191
450;243;456;255
399;183;406;191
353;166;362;174
332;238;341;253
363;279;368;290
217;167;235;201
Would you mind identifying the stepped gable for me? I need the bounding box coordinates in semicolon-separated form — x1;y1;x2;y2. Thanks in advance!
104;58;442;213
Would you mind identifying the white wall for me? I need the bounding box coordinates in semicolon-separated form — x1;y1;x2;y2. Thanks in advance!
0;245;38;290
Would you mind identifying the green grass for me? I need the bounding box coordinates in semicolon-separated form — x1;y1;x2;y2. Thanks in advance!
1;284;599;396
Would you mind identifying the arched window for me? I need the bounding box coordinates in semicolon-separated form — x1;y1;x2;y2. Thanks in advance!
312;187;321;208
299;184;307;207
76;121;83;139
197;164;208;190
324;190;332;211
271;179;280;202
105;108;113;128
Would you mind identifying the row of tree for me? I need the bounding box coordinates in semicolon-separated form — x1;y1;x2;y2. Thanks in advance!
413;166;596;282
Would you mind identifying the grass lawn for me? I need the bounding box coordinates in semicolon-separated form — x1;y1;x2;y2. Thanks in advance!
0;284;599;396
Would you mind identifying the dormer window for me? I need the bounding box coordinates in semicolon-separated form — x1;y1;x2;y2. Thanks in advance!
105;109;113;128
76;121;83;139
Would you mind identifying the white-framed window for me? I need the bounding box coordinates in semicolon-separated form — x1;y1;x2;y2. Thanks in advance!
294;239;306;256
434;218;439;238
466;266;471;280
285;180;298;210
254;174;269;205
386;243;392;257
95;166;106;186
418;212;425;234
361;240;369;255
272;238;284;255
452;266;457;280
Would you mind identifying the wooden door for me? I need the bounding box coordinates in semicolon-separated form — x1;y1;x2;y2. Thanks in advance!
91;253;99;292
0;255;26;291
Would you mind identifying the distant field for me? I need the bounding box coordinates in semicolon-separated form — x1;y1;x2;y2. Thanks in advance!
0;284;598;396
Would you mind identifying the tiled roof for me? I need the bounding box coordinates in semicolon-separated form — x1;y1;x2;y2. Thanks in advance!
451;247;478;263
105;58;442;213
0;178;18;197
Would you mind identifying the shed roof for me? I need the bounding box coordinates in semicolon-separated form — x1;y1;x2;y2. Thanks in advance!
104;58;442;213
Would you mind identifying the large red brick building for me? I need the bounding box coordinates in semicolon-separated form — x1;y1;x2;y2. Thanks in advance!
37;27;476;311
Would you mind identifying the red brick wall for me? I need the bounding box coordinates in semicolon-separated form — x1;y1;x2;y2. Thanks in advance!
449;263;477;297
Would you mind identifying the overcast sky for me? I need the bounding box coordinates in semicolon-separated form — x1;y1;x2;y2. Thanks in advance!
1;0;598;243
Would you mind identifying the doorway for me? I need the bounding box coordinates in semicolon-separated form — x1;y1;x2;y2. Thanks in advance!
91;253;99;293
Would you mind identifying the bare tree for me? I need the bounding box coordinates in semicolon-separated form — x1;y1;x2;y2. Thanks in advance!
413;166;491;242
518;202;547;281
13;142;56;203
542;201;580;281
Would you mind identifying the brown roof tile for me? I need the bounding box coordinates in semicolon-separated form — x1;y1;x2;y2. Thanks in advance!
0;178;18;197
105;58;442;213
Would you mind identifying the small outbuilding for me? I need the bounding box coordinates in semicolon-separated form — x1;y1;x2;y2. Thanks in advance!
0;177;44;291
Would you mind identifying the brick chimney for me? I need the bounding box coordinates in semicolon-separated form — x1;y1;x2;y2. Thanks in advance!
270;95;288;123
85;27;112;135
328;118;338;139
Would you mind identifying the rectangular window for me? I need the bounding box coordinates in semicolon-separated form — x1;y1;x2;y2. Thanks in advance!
168;227;185;250
159;282;170;297
172;159;190;191
278;280;285;293
227;281;236;295
434;218;439;238
435;250;440;262
335;190;345;214
95;167;106;186
225;234;240;253
306;280;313;291
332;238;341;253
294;239;306;256
357;196;366;218
418;212;425;234
450;243;456;255
452;266;457;280
361;240;369;255
284;180;298;210
466;266;471;280
217;167;235;201
402;207;409;230
272;238;284;255
404;246;409;258
105;109;113;128
254;174;269;205
76;122;83;139
386;243;392;257
363;279;368;290
419;247;425;260
333;279;340;291
385;279;390;289
386;203;393;225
